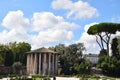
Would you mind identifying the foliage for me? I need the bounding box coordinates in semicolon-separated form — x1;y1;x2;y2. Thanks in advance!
99;49;107;57
50;43;91;75
17;42;31;66
12;62;22;74
0;42;31;66
4;50;14;66
62;43;86;74
0;54;4;64
0;44;9;64
97;36;120;77
97;56;120;77
111;37;120;58
74;59;91;74
116;36;120;57
87;22;120;55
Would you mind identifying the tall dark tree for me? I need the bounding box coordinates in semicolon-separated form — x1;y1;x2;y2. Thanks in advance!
17;42;31;66
117;36;120;55
0;44;8;64
4;50;14;66
8;42;19;62
111;37;119;58
0;54;3;64
87;22;120;55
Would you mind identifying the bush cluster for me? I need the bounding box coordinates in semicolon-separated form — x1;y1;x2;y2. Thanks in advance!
97;56;120;77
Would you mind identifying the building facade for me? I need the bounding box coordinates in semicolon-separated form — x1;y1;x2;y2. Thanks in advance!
83;54;98;64
26;47;58;76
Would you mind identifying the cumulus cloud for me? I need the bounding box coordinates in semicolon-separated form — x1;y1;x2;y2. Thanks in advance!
31;12;77;48
32;12;78;31
1;10;78;49
2;10;30;33
52;0;98;19
77;22;100;54
0;29;29;43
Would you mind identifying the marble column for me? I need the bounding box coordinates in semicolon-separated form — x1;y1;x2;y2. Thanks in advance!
30;54;33;74
52;54;55;75
42;54;44;75
43;53;47;75
39;53;41;75
31;54;33;74
34;53;37;74
26;54;29;74
28;54;30;74
55;54;58;75
48;54;51;74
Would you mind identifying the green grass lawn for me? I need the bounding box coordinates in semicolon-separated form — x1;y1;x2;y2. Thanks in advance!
77;74;120;80
35;77;42;80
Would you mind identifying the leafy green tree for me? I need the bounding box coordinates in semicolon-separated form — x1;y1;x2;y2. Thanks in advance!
53;44;66;60
74;59;91;74
64;43;86;74
50;43;87;75
65;43;85;63
87;22;120;55
97;56;120;76
0;42;31;66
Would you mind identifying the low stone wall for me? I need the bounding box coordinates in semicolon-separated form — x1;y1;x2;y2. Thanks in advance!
0;66;11;74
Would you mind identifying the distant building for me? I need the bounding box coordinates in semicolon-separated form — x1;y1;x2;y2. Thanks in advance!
83;53;98;64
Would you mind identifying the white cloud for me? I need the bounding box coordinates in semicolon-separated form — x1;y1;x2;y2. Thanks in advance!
0;29;29;43
77;22;99;54
32;12;78;31
1;10;78;49
2;10;30;33
52;0;98;19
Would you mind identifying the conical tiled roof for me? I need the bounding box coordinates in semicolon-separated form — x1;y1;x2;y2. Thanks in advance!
26;47;58;54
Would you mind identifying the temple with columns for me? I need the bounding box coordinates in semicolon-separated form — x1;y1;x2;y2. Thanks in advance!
26;47;58;76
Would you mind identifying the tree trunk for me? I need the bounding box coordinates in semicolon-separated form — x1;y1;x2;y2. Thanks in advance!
106;43;109;56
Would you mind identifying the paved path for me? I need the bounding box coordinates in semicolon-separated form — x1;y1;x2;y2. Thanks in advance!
91;67;102;77
0;77;80;80
50;77;79;80
0;78;10;80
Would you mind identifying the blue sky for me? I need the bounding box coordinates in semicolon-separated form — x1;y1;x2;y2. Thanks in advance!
0;0;120;53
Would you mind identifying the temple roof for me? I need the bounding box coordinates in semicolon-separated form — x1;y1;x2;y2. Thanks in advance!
26;47;58;54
